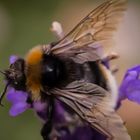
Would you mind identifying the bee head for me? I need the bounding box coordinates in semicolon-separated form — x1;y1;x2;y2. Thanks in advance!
0;58;26;106
5;58;26;90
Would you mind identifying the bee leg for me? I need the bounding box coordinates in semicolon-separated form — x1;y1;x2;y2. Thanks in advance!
41;121;52;140
41;97;54;140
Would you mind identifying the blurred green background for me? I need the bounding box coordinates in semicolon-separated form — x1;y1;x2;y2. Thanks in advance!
0;0;140;140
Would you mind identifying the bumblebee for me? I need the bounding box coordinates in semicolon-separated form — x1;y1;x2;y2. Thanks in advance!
0;0;131;140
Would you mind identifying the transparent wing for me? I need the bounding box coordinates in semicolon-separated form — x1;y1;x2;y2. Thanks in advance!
50;80;131;140
50;0;127;63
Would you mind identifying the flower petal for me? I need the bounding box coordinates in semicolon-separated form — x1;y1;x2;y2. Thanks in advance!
33;101;48;121
6;88;28;103
119;65;140;104
9;55;18;64
6;88;30;116
9;102;29;116
54;100;66;123
125;80;140;103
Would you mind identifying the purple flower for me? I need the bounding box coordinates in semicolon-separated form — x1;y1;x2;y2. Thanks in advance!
6;88;30;116
119;65;140;104
9;55;19;64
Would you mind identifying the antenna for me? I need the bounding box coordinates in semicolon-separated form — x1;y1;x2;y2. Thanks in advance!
0;83;9;107
0;70;6;75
